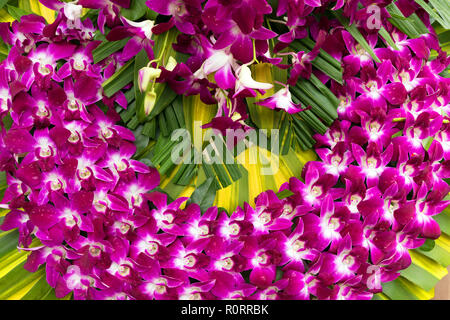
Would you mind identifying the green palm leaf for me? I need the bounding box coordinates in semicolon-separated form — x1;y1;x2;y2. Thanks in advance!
0;0;450;301
415;0;450;30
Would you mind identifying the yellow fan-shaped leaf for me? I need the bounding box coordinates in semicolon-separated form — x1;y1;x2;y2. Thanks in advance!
0;9;14;23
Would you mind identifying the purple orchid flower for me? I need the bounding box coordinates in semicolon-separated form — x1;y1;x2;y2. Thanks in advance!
280;219;320;272
318;235;367;285
215;208;254;240
243;191;292;235
315;142;354;177
341;30;378;77
197;35;238;90
239;235;281;289
106;16;155;61
289;163;338;207
146;0;203;35
314;120;352;149
205;238;247;273
210;272;256;299
302;195;349;252
201;0;276;63
252;279;289;300
256;84;305;114
181;205;217;242
145;191;189;235
351;142;393;188
162;239;211;282
59;76;102;122
137;259;182;300
28;43;76;88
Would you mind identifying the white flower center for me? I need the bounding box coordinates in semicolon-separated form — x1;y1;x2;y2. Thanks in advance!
184;254;196;268
221;257;233;270
118;265;130;277
68;99;80;111
147;242;159;255
79;168;91;179
328;218;340;231
89;247;101;257
50;180;62;191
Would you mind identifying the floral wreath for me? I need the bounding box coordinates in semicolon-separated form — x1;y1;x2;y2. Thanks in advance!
0;0;449;300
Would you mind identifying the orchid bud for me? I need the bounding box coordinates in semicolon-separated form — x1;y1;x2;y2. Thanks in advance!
165;56;178;72
233;64;273;99
237;65;273;91
138;67;161;93
144;89;157;116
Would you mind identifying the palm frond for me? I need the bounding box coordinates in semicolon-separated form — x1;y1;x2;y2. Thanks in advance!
0;0;449;301
386;2;430;38
415;0;450;30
